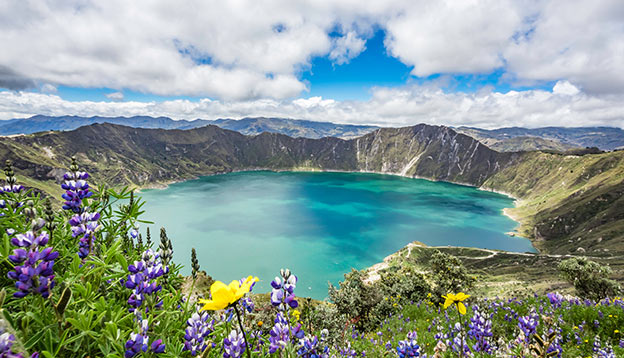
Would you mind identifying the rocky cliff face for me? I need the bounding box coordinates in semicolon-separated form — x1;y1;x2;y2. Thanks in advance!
0;123;520;188
354;125;521;185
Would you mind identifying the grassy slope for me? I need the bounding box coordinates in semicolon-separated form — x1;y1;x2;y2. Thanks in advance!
366;242;624;297
489;136;578;152
483;150;624;255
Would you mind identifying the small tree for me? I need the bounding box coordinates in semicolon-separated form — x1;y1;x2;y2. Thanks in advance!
328;269;381;331
429;250;475;303
558;257;621;300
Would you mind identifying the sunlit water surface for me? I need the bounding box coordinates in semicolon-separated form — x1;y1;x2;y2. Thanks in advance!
139;171;535;299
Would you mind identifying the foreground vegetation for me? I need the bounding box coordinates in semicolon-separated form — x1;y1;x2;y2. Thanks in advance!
0;158;622;357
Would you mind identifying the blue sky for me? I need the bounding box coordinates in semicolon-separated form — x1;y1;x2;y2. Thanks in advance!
0;1;622;128
54;30;556;103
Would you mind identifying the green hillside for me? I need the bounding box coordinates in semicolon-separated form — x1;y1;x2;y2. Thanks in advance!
1;123;623;258
483;150;624;255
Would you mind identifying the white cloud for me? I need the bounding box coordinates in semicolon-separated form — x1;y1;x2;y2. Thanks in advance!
1;84;622;129
40;83;57;94
383;0;525;76
0;0;622;100
504;0;624;95
552;81;580;96
105;92;124;101
329;31;367;65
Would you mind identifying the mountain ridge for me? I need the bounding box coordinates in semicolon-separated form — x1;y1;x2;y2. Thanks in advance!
1;122;622;256
455;126;624;151
3;115;623;151
0;115;378;139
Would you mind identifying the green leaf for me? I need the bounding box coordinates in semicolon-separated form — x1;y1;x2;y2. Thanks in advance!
23;328;46;350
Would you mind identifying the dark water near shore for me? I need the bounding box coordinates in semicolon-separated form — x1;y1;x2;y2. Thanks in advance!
139;171;535;299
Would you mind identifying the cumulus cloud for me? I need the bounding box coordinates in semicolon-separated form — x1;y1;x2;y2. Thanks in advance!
552;81;580;96
0;1;621;101
504;0;624;95
1;84;622;129
105;92;124;101
329;31;367;65
383;0;525;76
40;84;57;94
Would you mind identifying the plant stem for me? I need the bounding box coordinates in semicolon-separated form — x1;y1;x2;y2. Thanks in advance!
234;304;252;358
458;307;464;358
183;278;196;314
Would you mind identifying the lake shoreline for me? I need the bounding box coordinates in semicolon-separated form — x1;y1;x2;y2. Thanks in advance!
137;167;538;254
140;170;536;298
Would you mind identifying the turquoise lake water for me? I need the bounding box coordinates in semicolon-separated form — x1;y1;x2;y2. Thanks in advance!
139;171;535;299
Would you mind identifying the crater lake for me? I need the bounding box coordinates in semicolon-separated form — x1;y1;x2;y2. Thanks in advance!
139;171;535;299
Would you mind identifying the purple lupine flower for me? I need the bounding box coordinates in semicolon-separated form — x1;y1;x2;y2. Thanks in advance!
518;310;539;342
0;184;24;194
593;334;617;358
151;339;165;354
61;160;101;260
68;211;100;259
545;328;562;358
125;249;167;312
0;331;26;358
223;330;246;358
547;292;564;308
248;330;266;353
396;331;420;357
125;319;165;358
292;323;305;340
125;333;149;358
61;166;92;214
468;306;493;353
297;335;328;358
241;297;254;313
6;231;58;298
125;251;166;357
183;310;214;356
269;313;290;354
270;268;298;310
339;343;357;358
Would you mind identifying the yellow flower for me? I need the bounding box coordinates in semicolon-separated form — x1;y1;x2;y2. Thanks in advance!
615;330;620;334
442;292;470;315
291;309;301;321
258;321;263;327
199;276;259;311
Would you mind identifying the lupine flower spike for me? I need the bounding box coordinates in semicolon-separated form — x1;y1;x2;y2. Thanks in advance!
61;157;100;260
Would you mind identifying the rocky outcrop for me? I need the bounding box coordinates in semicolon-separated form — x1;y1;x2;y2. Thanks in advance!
0;123;522;188
354;125;521;185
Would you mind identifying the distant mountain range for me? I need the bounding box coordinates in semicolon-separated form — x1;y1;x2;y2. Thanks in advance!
1;122;622;256
455;126;624;151
0;115;378;139
2;115;623;151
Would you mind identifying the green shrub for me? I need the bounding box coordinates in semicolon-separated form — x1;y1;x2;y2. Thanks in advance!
328;269;381;331
558;257;621;300
429;249;475;303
